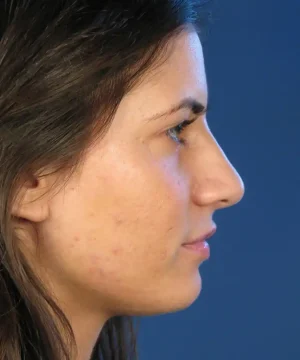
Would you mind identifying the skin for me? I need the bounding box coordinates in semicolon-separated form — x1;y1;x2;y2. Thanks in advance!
12;29;244;359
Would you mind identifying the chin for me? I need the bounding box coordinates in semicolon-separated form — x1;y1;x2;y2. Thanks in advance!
137;276;203;316
169;272;203;311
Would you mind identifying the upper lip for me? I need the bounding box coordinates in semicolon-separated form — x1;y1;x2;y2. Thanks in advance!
182;225;217;245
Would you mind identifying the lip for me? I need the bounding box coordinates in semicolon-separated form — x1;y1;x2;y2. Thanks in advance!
182;226;217;245
181;226;217;260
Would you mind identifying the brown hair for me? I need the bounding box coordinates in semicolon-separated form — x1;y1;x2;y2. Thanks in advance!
0;1;211;359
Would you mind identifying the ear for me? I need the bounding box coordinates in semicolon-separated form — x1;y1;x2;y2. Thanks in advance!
11;173;50;223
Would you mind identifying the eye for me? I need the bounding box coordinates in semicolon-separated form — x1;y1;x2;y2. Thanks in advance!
166;118;196;146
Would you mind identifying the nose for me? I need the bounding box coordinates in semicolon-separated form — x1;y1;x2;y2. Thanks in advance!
190;130;245;210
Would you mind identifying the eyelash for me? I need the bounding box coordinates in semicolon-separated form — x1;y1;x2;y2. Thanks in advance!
166;118;197;146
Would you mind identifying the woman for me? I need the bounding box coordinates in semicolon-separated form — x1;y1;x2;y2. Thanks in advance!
0;1;245;359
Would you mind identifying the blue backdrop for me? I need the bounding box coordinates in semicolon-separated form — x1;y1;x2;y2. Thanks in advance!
137;0;300;359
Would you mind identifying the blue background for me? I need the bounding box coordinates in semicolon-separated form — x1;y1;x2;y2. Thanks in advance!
137;0;300;359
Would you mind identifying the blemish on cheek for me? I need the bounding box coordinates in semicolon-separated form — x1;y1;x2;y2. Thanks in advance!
87;265;106;277
90;255;101;264
113;214;125;227
69;236;80;249
159;248;168;261
87;254;106;276
112;248;122;256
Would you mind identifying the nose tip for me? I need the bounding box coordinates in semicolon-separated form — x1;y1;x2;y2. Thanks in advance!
235;174;245;204
190;127;246;211
219;172;245;209
191;161;245;210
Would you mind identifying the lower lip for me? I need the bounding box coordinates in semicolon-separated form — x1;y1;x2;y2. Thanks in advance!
181;241;210;259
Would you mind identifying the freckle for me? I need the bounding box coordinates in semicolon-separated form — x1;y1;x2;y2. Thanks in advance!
112;248;121;256
88;267;95;275
90;255;100;264
160;249;167;261
74;236;80;242
114;216;124;226
87;266;100;275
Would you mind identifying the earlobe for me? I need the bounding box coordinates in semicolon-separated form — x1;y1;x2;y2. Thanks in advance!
11;175;50;223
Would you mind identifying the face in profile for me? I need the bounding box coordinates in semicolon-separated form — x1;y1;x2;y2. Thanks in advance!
15;30;244;323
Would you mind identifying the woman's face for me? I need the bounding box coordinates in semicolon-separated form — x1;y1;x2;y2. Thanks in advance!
19;30;244;320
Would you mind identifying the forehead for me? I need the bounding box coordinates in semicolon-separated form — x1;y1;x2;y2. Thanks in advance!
161;30;207;96
133;31;207;103
113;31;208;128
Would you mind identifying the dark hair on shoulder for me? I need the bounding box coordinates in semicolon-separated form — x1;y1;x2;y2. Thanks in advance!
0;1;211;359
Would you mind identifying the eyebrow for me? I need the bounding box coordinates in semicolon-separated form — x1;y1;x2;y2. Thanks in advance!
145;96;208;122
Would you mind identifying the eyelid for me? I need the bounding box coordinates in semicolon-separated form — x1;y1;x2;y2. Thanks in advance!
165;117;198;146
164;114;198;130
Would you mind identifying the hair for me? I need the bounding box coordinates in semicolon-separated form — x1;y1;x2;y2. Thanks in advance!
0;1;212;359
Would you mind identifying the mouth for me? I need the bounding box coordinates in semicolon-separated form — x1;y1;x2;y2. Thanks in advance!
181;226;217;259
182;226;217;245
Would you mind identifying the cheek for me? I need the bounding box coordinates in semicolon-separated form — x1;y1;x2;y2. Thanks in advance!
92;146;188;234
42;147;189;291
83;159;187;273
85;252;123;281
